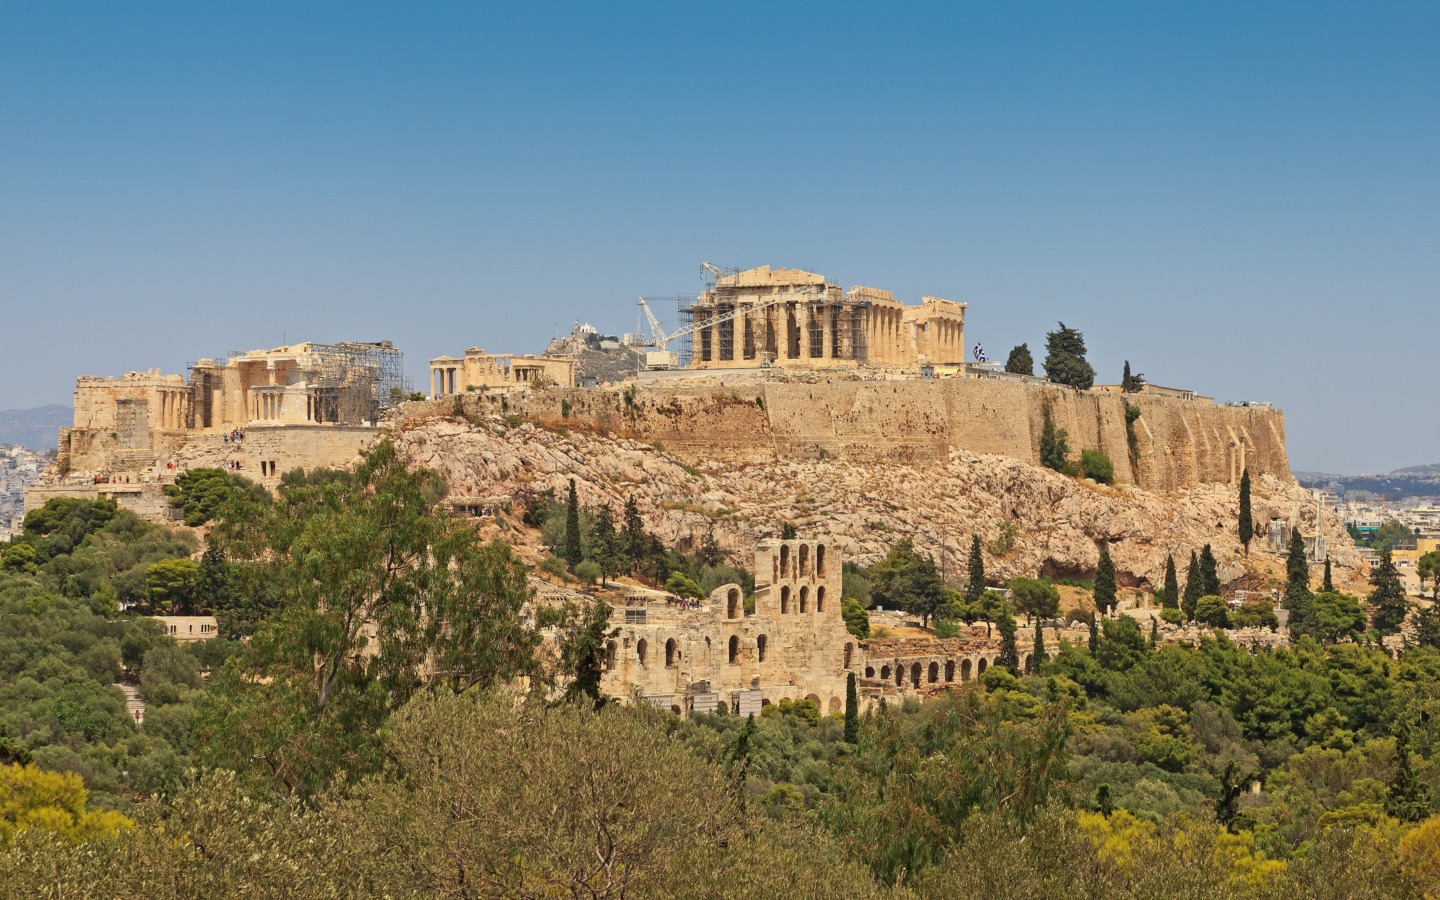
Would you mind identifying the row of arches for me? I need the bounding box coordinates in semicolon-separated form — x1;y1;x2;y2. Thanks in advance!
607;634;858;675
776;542;827;580
778;584;826;614
864;652;1047;688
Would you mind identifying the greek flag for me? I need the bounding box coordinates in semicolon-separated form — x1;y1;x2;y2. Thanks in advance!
973;343;987;363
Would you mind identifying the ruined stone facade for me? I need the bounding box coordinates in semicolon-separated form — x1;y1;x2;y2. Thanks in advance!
428;349;577;397
684;265;966;370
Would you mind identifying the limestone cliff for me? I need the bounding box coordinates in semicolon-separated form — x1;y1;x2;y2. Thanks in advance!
398;378;1290;494
390;408;1355;595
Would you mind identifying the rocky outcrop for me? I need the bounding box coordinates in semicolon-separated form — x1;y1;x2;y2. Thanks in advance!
390;410;1358;593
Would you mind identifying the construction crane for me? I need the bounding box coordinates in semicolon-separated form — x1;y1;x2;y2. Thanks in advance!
636;286;828;370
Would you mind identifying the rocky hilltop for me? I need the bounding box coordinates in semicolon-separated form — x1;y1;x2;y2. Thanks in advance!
391;405;1359;593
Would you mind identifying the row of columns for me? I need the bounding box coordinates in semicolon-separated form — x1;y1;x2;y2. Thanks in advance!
154;389;188;429
255;392;284;421
695;302;965;367
431;367;458;398
914;317;965;364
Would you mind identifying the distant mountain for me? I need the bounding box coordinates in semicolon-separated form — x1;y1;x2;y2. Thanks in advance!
1298;463;1440;501
0;405;70;450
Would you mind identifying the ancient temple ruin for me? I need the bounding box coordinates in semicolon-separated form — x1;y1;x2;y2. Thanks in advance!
677;265;967;370
427;348;576;397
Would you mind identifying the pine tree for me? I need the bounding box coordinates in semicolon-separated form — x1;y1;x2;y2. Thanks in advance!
1094;545;1117;616
965;534;985;604
623;495;646;573
780;521;798;540
1370;549;1410;635
589;502;621;587
195;535;235;615
1162;554;1179;610
1004;343;1034;376
843;672;859;744
699;526;723;568
1183;551;1203;621
1120;361;1146;393
997;610;1020;676
563;479;583;567
1032;619;1046;671
1043;322;1096;389
1323;557;1334;593
1200;544;1221;597
1238;469;1254;555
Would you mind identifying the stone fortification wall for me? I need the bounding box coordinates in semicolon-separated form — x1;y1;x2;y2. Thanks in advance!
403;377;1290;493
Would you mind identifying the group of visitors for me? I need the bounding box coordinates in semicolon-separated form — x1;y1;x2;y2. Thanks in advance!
221;429;245;443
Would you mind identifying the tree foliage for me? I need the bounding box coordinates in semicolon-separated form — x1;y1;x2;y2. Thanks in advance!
1004;343;1034;376
1043;322;1096;389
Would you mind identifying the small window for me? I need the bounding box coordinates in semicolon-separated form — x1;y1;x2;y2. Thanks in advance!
728;635;740;664
624;609;647;624
757;635;768;663
636;639;648;668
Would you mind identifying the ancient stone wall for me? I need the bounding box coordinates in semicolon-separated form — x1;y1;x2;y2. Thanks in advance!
420;377;1290;492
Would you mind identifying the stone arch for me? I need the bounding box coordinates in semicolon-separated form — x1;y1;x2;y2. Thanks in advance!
761;698;772;707
799;586;809;613
945;659;955;682
879;665;891;681
828;696;841;714
1023;653;1033;674
605;640;617;671
910;662;921;688
636;638;648;668
961;658;972;681
816;544;826;577
865;665;876;679
757;634;768;663
799;544;810;577
977;657;987;676
816;585;826;612
780;544;790;578
928;661;939;683
895;665;904;687
727;588;741;620
665;638;677;668
780;586;790;614
728;635;739;664
805;693;820;708
844;642;854;668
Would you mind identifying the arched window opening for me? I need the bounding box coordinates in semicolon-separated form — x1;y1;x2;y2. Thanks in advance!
816;585;826;612
780;586;790;614
977;658;988;675
865;666;875;679
728;635;740;664
799;544;810;577
895;666;904;687
665;638;677;668
844;642;854;668
636;639;648;668
961;658;973;681
670;705;681;715
605;640;617;671
828;696;841;714
928;662;939;683
727;588;741;620
757;634;768;663
1024;654;1033;675
816;544;826;577
945;660;955;682
911;663;921;688
780;545;790;578
879;665;890;681
799;586;809;613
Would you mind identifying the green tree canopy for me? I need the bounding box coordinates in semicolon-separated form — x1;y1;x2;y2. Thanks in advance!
1004;343;1034;376
870;538;946;627
1008;577;1061;623
1042;322;1096;389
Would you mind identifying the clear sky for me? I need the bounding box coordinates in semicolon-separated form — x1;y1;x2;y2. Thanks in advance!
2;3;1436;473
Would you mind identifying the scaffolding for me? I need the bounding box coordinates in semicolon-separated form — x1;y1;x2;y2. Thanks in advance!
298;341;410;424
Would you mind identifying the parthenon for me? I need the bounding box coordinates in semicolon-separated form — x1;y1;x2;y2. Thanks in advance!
680;265;967;369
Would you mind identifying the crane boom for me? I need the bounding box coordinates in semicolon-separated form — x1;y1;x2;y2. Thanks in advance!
636;286;828;369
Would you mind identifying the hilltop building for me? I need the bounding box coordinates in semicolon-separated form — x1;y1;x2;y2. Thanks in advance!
677;265;967;370
427;348;576;398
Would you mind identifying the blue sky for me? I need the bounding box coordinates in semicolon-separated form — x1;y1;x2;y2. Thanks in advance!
2;3;1436;473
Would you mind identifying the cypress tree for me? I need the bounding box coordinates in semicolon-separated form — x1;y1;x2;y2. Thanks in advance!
1183;551;1203;621
1370;549;1409;635
843;672;859;744
965;534;985;604
1043;322;1096;389
196;536;235;614
1200;544;1221;597
1094;545;1117;616
590;502;620;587
563;478;583;567
623;494;646;573
1162;554;1179;610
1284;528;1312;639
997;610;1020;676
1387;728;1434;822
1088;613;1099;654
1323;557;1334;593
1238;469;1254;555
1149;616;1159;648
1032;619;1046;672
